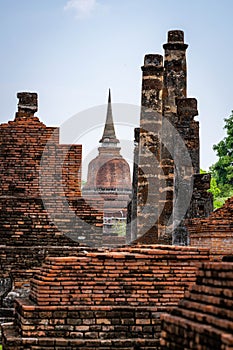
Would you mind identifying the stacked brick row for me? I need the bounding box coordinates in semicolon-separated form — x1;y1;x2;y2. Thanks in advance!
2;245;209;349
13;302;165;341
30;246;209;307
160;261;233;349
188;196;233;260
0;246;94;288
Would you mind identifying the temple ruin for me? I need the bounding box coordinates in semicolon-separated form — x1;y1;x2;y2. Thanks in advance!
160;258;233;349
0;30;232;350
0;92;103;326
128;30;213;245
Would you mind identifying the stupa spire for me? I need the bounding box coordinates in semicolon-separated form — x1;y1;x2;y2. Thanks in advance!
99;89;119;144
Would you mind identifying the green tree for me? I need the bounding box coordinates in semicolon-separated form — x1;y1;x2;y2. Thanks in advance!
112;219;127;237
209;111;233;207
211;112;233;186
209;176;221;198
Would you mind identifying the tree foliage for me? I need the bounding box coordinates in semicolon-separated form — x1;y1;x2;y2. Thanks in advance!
208;111;233;208
112;219;126;237
211;112;233;185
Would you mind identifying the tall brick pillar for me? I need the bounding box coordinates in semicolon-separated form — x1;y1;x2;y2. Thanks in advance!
127;127;140;243
172;98;199;245
163;30;188;118
128;30;213;244
176;98;199;173
137;54;163;240
158;30;188;243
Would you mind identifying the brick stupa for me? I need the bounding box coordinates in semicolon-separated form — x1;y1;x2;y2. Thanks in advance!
83;90;131;244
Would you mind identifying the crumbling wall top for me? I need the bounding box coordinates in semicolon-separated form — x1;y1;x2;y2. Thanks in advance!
17;92;38;114
143;54;163;67
164;29;188;50
167;30;184;43
176;97;198;118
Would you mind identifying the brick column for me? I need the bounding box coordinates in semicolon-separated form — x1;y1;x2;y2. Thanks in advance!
172;98;198;245
137;54;163;240
127;127;140;242
176;98;199;173
159;30;188;243
163;30;188;119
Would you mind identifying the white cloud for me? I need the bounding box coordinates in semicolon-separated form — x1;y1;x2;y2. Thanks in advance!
64;0;98;19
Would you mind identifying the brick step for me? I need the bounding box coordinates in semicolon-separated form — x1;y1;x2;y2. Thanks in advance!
29;252;204;307
160;262;233;349
14;299;167;340
31;275;195;283
161;313;233;350
29;290;188;307
28;295;183;307
172;302;233;333
196;277;233;289
196;263;233;288
191;284;233;300
2;324;160;350
33;271;197;278
185;288;233;310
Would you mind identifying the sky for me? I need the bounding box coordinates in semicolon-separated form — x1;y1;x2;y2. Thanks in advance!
0;0;233;179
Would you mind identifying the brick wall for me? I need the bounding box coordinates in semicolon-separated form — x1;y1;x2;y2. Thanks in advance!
29;246;209;307
0;102;103;247
160;261;233;349
188;196;233;261
2;245;209;349
0;92;104;325
0;92;104;250
190;231;233;261
0;117;82;199
0;246;90;288
0;195;103;245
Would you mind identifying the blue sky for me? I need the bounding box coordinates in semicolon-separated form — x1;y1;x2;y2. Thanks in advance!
0;0;233;174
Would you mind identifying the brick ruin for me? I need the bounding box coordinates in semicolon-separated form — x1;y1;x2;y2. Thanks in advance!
128;30;213;245
83;90;131;246
0;92;103;320
2;245;209;349
187;196;233;261
160;259;233;349
0;92;103;250
0;29;233;350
